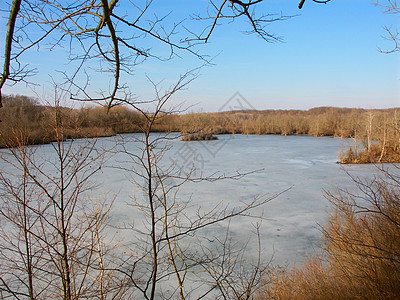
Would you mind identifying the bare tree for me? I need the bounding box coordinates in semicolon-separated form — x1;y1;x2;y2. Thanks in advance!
375;0;400;53
1;0;332;108
98;71;285;299
0;95;126;299
320;166;400;298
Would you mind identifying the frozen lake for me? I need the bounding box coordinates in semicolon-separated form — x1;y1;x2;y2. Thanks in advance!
0;133;379;267
0;132;383;297
97;133;378;266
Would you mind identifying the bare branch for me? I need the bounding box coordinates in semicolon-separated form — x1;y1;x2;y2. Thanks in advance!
0;0;22;108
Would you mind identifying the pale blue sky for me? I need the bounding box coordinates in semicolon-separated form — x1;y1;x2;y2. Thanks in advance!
1;0;399;111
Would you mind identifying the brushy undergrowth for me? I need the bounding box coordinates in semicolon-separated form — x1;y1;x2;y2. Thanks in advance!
257;167;400;300
339;143;400;164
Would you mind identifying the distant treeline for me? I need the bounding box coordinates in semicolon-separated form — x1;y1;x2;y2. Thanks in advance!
1;95;399;163
0;95;177;146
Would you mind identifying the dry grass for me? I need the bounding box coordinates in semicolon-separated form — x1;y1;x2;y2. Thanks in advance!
258;167;400;300
340;143;400;164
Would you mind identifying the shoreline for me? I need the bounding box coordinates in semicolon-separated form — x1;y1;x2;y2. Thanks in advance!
2;130;398;164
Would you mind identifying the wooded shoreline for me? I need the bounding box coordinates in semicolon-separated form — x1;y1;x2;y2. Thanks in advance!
1;95;399;163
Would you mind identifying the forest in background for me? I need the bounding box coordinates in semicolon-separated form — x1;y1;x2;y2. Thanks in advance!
1;94;400;163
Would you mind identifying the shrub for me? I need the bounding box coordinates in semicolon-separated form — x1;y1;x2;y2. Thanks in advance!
258;167;400;299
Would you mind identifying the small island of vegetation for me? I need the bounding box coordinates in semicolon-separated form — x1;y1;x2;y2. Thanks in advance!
181;132;218;141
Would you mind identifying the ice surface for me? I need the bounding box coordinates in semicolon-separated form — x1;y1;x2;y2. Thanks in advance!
98;133;380;266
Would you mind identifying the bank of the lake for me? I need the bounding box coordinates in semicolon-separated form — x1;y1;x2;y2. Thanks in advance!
1;95;399;163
